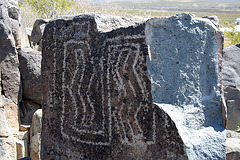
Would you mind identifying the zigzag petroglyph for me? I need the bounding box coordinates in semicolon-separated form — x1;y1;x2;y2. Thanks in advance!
56;25;156;145
42;15;188;159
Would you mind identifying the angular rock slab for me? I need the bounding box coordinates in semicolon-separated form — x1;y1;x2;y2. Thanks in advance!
222;44;240;130
41;15;187;159
226;130;240;160
30;109;42;160
146;13;225;159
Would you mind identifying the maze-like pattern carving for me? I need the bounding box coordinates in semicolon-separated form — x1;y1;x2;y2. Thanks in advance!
42;15;189;160
50;21;156;145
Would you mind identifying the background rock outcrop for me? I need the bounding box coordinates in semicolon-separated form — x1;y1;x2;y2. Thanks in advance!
222;44;240;131
146;13;225;159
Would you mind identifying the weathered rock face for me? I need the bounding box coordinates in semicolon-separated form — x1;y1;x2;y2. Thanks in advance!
0;1;31;159
0;0;21;104
226;130;240;160
222;44;240;131
30;109;42;160
19;47;42;104
4;101;20;133
0;108;10;137
146;13;225;159
0;136;17;160
41;15;187;159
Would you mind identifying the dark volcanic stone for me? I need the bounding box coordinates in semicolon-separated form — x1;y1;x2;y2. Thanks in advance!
41;15;187;160
19;47;42;104
0;0;21;104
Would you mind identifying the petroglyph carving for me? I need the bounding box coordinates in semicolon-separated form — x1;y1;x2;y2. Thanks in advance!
58;29;156;145
41;14;187;159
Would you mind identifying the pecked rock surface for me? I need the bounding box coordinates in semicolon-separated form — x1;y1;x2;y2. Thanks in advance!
41;14;187;160
222;44;240;131
146;13;225;160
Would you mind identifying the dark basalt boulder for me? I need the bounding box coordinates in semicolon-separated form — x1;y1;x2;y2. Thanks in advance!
41;14;187;160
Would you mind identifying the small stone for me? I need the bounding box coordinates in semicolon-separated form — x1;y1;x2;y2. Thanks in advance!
19;125;30;132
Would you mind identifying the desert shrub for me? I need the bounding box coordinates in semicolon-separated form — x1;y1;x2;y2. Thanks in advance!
25;0;77;19
224;22;240;46
236;126;240;131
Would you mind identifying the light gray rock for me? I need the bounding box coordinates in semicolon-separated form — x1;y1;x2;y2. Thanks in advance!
227;130;240;139
19;47;42;104
15;131;29;159
93;13;137;32
0;94;20;133
0;108;10;137
222;45;240;130
226;130;240;160
15;133;29;159
146;13;225;160
26;27;32;45
4;102;20;133
202;16;219;28
0;136;17;160
20;24;30;48
30;109;42;160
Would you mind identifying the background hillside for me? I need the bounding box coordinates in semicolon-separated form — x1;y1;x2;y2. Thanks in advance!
20;0;240;27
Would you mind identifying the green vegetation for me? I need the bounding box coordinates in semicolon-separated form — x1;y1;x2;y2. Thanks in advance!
236;126;240;131
224;22;240;46
24;0;76;19
20;0;239;27
19;0;240;46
